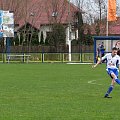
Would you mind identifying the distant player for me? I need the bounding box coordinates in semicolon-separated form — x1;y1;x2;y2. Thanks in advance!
100;42;105;57
96;43;105;63
92;47;120;98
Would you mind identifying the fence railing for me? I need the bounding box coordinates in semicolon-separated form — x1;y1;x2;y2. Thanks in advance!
0;53;94;63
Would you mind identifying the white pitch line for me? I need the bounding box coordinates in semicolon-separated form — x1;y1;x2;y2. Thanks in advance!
88;80;102;86
67;63;92;64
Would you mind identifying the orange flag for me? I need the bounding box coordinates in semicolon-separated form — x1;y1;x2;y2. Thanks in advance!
108;0;117;21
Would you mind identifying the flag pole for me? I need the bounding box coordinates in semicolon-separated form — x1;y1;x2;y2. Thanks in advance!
106;20;108;36
106;0;109;36
106;0;109;52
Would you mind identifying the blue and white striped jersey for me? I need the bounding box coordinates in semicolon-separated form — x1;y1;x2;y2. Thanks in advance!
102;53;120;69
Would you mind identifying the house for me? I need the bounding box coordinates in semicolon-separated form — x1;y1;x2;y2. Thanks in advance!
0;0;79;45
90;17;120;36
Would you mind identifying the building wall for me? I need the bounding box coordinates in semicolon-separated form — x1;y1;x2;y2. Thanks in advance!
39;25;52;42
39;25;77;45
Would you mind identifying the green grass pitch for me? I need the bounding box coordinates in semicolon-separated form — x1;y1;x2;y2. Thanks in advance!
0;63;120;120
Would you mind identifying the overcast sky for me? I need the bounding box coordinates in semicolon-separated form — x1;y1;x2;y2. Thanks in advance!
70;0;120;23
71;0;120;5
70;0;120;12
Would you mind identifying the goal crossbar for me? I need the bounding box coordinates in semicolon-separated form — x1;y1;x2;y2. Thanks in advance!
93;36;120;63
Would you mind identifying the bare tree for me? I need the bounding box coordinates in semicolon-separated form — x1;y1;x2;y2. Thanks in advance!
92;0;106;35
73;0;85;56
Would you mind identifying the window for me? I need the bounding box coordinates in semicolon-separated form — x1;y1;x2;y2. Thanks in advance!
52;12;58;17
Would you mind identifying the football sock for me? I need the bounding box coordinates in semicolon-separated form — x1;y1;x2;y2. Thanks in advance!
104;85;114;97
115;79;120;85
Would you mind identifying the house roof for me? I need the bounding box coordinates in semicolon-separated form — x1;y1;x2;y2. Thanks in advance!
0;0;79;30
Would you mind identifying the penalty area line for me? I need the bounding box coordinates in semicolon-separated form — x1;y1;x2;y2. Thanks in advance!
88;80;102;86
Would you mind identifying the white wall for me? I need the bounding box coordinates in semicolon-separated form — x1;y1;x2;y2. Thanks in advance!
39;25;77;44
39;25;52;42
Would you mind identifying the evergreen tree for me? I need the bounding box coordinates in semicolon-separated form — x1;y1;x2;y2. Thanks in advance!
40;31;44;45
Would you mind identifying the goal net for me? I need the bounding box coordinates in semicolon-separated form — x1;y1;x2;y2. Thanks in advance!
93;36;120;63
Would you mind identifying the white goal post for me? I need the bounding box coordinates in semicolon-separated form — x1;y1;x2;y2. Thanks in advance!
93;36;120;63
